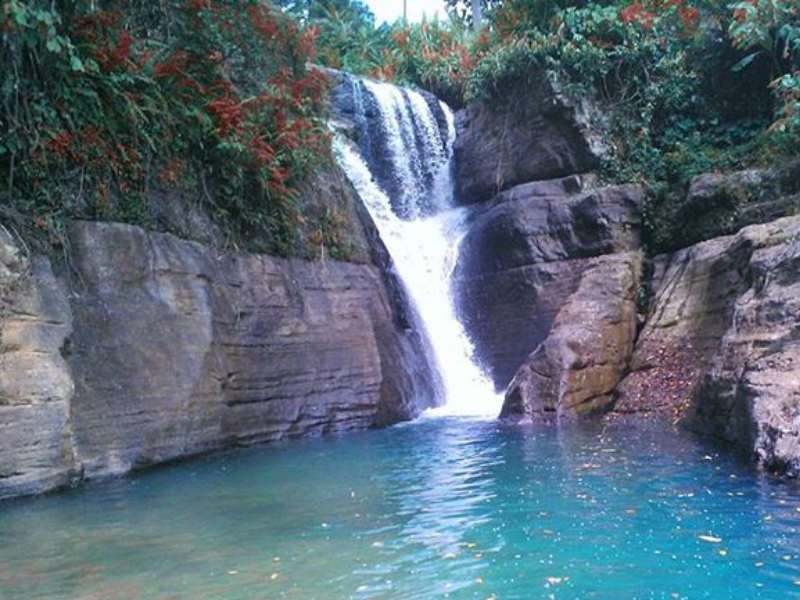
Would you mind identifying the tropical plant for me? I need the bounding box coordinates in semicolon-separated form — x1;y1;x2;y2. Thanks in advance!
1;0;332;254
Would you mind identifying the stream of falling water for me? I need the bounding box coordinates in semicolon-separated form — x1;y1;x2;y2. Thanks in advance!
334;79;501;417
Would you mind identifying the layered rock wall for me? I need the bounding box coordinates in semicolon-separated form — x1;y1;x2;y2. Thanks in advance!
0;220;435;499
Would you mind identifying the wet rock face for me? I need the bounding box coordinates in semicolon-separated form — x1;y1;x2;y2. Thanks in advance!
0;221;435;498
615;215;800;475
454;177;643;389
501;252;640;421
453;72;602;206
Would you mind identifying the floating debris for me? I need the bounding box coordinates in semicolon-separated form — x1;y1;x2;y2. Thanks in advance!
698;535;722;544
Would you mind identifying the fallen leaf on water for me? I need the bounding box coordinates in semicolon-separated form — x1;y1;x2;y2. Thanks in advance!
698;535;722;544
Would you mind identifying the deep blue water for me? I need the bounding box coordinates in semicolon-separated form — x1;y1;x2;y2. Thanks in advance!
2;417;800;600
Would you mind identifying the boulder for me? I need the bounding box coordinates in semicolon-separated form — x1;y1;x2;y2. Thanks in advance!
454;72;603;206
501;252;640;421
454;176;643;389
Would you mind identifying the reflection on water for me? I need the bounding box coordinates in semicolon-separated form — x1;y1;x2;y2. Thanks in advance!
1;419;800;600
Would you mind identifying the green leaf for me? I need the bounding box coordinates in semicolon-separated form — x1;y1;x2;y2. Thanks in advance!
70;56;85;72
13;8;28;26
731;52;759;73
46;38;61;53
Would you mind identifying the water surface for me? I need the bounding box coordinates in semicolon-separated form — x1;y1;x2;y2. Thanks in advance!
2;418;800;600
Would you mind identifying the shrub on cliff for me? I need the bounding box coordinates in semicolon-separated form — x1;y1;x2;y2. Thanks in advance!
0;0;331;255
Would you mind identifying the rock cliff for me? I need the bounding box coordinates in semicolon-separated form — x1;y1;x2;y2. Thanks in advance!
0;219;436;499
454;70;800;474
615;216;800;475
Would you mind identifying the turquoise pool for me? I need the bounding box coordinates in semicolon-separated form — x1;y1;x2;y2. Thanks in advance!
1;417;799;600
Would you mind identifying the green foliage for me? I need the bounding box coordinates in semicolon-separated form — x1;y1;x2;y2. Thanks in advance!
729;0;800;134
1;0;332;255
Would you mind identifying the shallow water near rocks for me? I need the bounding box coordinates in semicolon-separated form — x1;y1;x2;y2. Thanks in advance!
2;418;800;600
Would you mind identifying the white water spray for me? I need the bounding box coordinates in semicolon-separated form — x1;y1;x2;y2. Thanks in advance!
334;80;501;417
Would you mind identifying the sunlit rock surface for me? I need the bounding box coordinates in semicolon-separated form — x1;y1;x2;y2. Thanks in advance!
0;229;75;498
501;251;640;420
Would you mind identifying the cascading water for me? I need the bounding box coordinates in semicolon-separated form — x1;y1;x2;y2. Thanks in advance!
334;77;501;417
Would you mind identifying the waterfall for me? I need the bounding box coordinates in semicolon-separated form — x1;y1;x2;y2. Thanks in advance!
333;78;501;417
